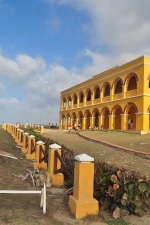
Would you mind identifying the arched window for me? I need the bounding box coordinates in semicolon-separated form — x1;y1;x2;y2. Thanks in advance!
73;95;77;104
127;76;137;91
86;90;91;101
95;88;100;99
115;81;122;94
68;96;72;106
63;101;66;107
104;84;110;97
79;92;84;103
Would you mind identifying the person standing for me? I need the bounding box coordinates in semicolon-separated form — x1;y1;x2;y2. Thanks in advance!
73;122;77;133
130;118;133;129
128;118;131;129
68;122;72;132
77;121;81;132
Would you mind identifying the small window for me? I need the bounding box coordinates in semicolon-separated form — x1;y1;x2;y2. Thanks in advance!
80;93;84;103
87;91;91;101
149;81;150;88
104;85;110;97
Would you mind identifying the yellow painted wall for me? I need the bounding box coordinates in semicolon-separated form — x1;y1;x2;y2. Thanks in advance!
59;55;150;131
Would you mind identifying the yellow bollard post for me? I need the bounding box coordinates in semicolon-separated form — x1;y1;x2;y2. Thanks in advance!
40;125;44;134
12;126;16;139
15;128;20;143
15;129;20;145
21;132;29;153
47;143;64;186
26;135;36;160
9;124;13;133
6;124;9;132
8;124;14;135
6;123;9;132
2;123;7;130
14;126;19;140
18;129;24;147
11;125;16;138
33;141;47;169
6;124;10;133
69;153;99;219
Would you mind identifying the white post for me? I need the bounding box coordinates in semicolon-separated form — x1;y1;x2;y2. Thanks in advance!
43;183;46;214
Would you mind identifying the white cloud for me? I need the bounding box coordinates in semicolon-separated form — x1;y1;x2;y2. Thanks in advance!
0;48;143;124
2;0;150;124
0;54;46;81
48;0;150;56
0;83;4;96
81;49;141;76
0;97;19;108
27;63;86;108
0;53;86;124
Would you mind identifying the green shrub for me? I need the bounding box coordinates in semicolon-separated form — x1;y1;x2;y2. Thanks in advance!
94;162;150;217
23;131;150;218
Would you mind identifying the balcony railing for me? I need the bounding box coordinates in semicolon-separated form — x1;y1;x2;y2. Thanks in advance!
72;104;77;109
102;96;111;102
67;106;72;110
62;106;66;111
126;89;137;98
85;100;92;106
93;98;100;104
79;102;84;107
113;93;123;100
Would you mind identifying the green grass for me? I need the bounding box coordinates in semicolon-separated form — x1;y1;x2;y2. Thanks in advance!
106;219;130;225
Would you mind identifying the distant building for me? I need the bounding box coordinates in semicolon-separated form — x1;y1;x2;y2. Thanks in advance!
59;55;150;131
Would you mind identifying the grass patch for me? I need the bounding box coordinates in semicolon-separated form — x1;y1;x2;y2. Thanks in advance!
106;219;130;225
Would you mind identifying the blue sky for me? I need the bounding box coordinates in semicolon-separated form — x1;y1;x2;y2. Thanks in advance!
0;0;150;125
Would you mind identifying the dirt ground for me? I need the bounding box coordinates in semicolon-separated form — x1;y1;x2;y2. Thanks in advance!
42;129;150;225
0;128;150;225
43;129;150;177
0;128;106;225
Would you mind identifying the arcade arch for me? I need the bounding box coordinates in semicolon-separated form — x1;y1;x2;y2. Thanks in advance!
124;102;138;130
71;112;77;125
67;96;72;106
77;111;84;129
86;89;92;101
79;91;84;103
62;97;67;108
93;86;100;99
101;107;110;129
125;73;138;91
92;108;100;127
113;78;123;94
73;94;77;104
84;110;92;129
111;105;123;130
66;113;71;127
61;114;66;129
103;82;111;97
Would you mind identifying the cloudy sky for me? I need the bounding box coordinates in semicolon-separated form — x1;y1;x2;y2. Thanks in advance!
0;0;150;125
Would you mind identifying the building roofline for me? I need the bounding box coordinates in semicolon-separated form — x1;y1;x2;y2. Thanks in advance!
60;55;149;94
93;55;148;78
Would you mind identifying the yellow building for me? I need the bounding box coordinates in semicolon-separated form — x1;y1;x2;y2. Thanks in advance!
59;55;150;132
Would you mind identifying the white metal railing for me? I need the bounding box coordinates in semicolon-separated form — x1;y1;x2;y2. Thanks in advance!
0;183;46;214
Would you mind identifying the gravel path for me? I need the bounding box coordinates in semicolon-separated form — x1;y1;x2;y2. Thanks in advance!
42;129;150;178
